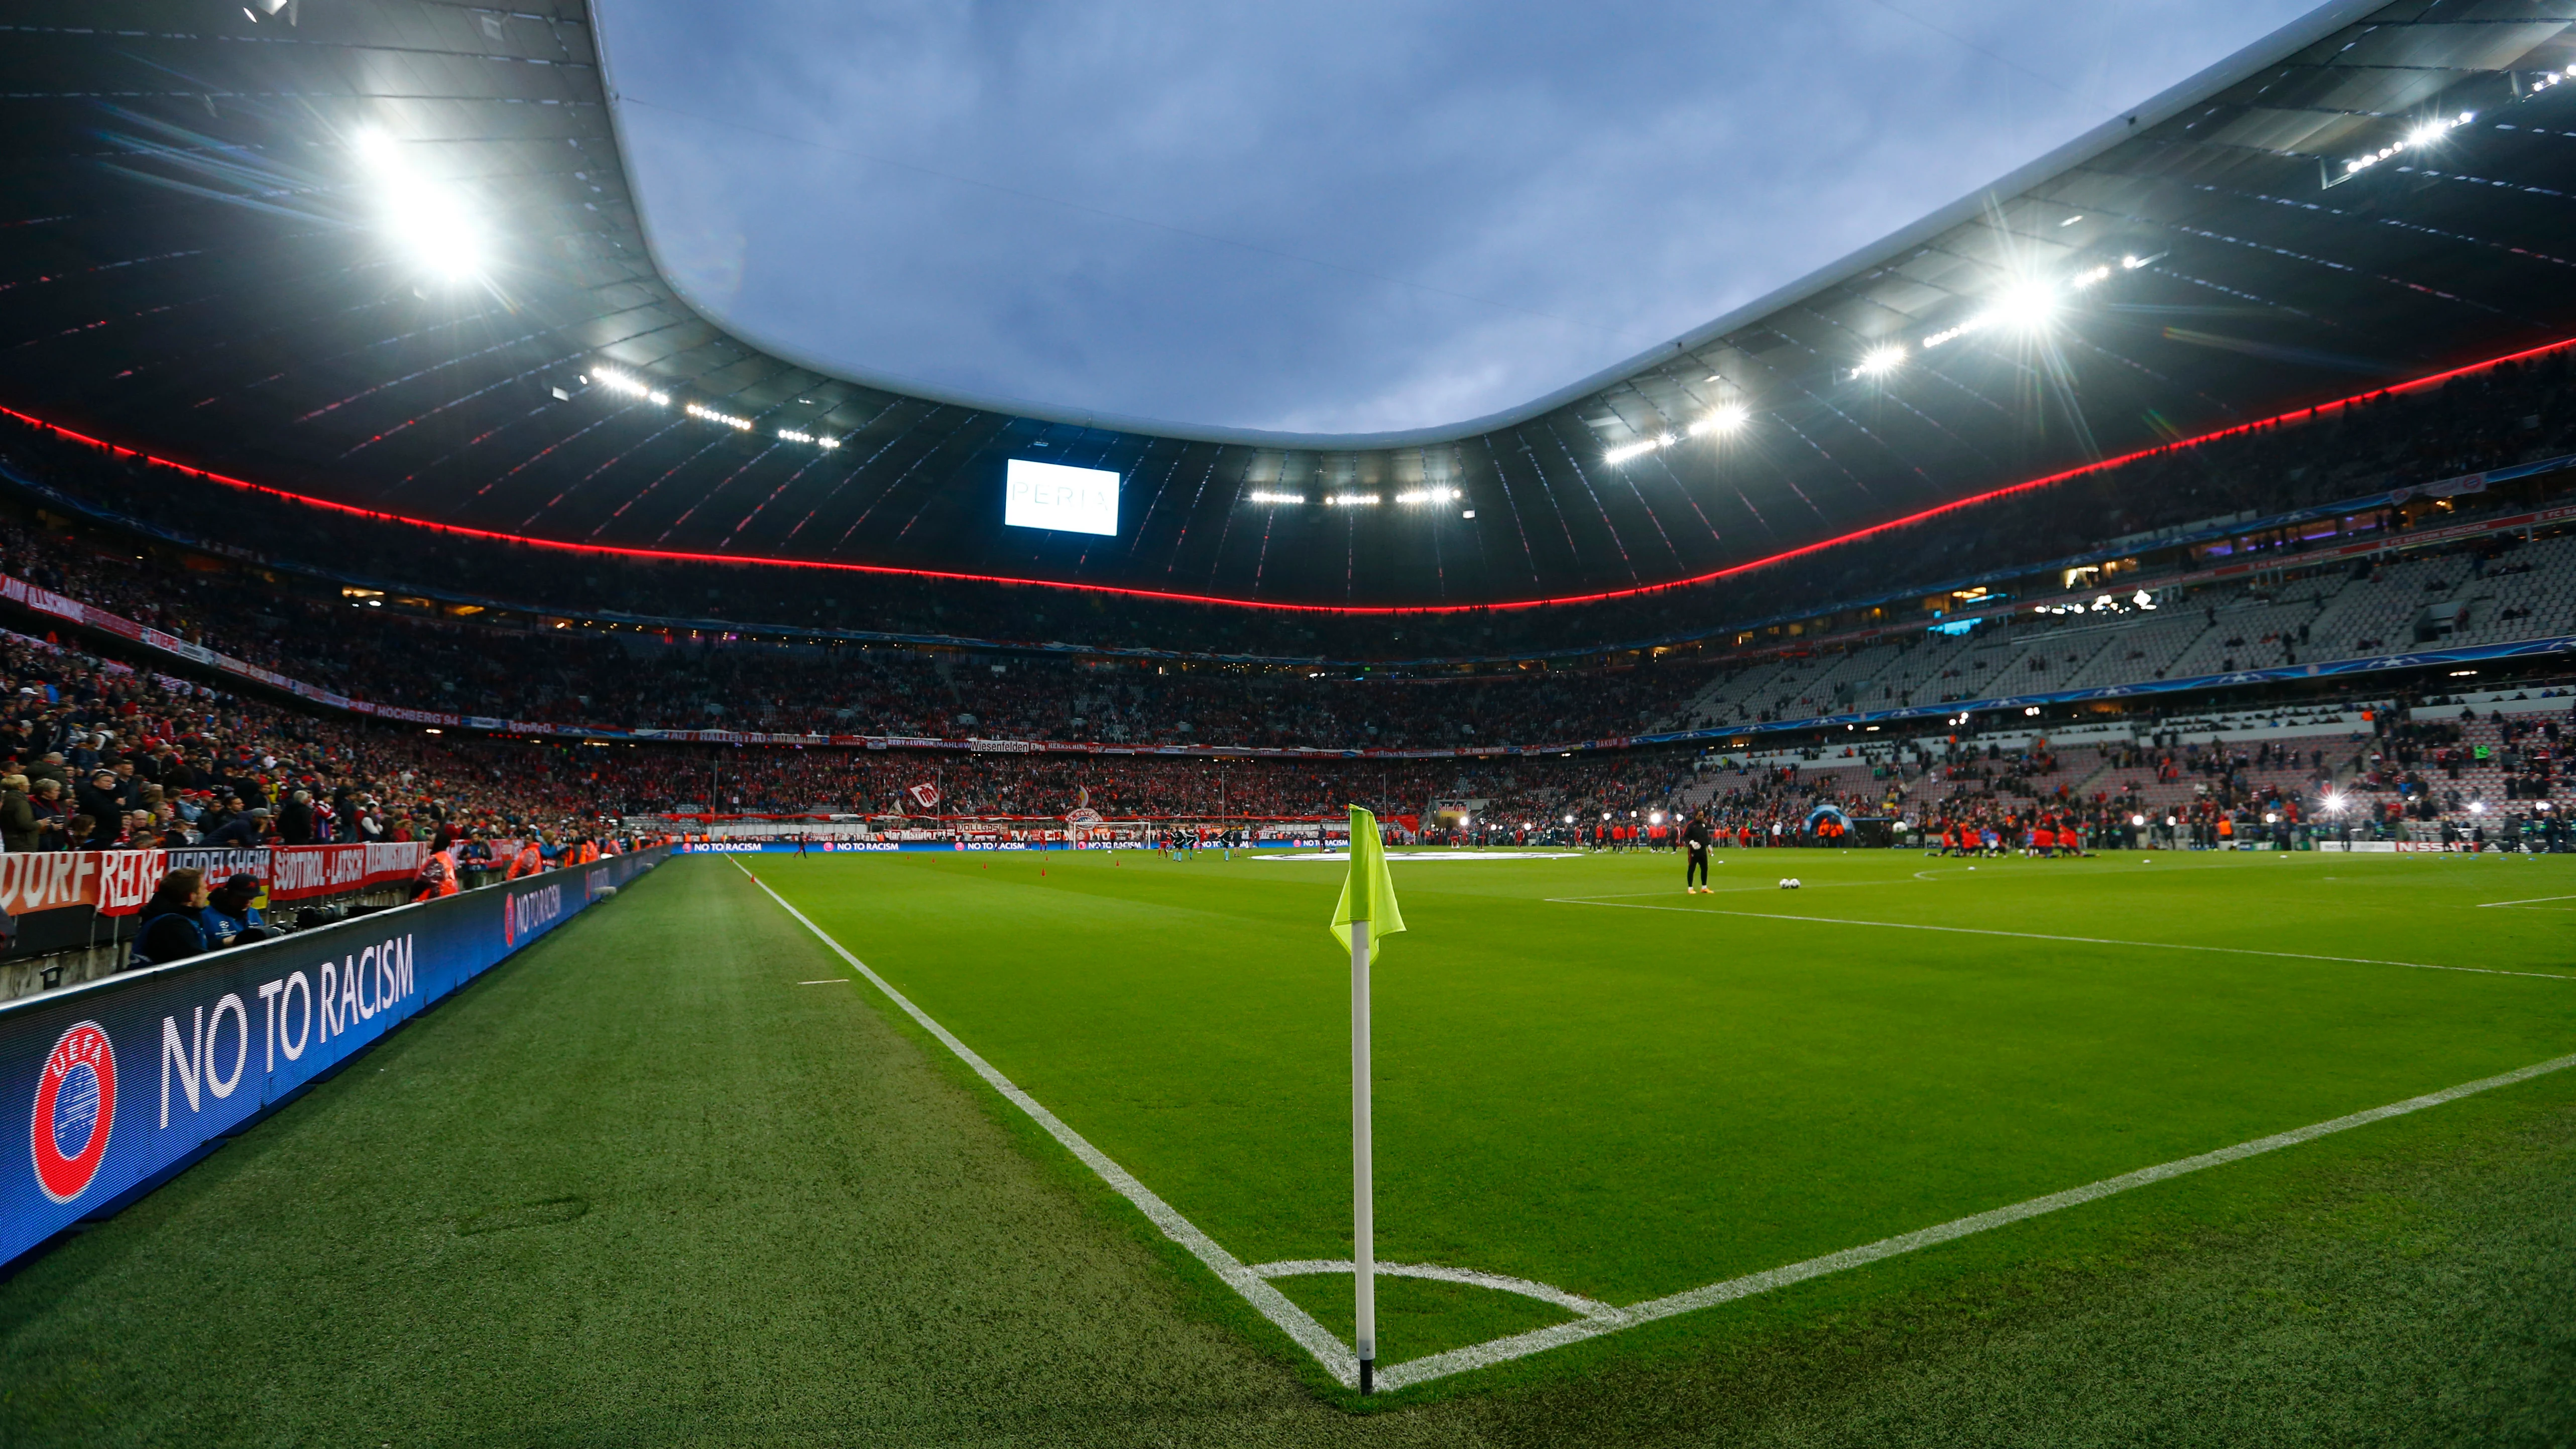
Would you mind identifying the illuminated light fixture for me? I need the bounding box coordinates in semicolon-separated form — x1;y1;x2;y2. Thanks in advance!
1855;344;1907;378
2068;264;2113;290
777;429;815;444
816;436;840;449
351;128;485;284
2343;110;2474;176
595;369;669;406
685;402;753;431
2133;589;2154;608
1246;490;1306;504
1326;493;1381;506
1394;488;1462;504
1688;404;1750;436
1605;432;1678;466
2023;705;2042;716
2059;214;2084;226
2449;669;2478;677
1991;279;2060;330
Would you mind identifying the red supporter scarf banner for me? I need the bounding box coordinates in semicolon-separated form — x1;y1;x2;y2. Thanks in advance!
0;842;429;918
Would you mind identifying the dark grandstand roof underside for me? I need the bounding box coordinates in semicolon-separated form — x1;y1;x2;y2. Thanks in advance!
3;0;2575;609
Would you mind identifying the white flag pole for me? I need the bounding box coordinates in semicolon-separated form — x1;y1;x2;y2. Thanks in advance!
1351;913;1376;1394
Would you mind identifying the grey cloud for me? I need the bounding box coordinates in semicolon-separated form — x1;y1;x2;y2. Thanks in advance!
601;0;2323;434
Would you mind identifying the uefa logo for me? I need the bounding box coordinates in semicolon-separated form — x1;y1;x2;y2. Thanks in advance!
31;1020;116;1205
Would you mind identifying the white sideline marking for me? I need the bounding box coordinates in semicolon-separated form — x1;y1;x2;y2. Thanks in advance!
796;979;849;985
1548;899;2576;983
2477;893;2576;908
1373;1048;2576;1389
1252;1260;1620;1321
719;858;2576;1393
725;861;1359;1384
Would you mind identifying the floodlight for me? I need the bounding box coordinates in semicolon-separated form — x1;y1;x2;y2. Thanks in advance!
1688;404;1750;436
354;128;486;284
1993;280;2059;330
2264;813;2278;824
2471;801;2487;814
1649;812;1665;825
2131;814;2145;826
1856;344;1906;378
1563;814;1574;824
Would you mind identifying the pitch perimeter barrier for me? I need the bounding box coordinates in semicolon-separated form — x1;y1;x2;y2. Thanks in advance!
675;839;1337;854
0;847;667;1270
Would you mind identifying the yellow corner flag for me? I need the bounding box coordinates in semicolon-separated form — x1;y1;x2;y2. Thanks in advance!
1329;805;1407;952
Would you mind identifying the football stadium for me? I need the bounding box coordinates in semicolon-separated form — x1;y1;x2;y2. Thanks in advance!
5;1;2576;1441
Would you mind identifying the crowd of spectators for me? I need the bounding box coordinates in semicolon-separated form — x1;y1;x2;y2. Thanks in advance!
0;350;2565;838
0;628;622;857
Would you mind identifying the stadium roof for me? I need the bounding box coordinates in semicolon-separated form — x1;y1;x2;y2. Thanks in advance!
3;0;2574;611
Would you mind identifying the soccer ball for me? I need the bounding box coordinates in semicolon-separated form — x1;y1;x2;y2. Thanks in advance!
1778;877;1801;890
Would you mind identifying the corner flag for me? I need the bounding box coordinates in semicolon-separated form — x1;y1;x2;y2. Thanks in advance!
1329;804;1402;1394
1329;806;1406;954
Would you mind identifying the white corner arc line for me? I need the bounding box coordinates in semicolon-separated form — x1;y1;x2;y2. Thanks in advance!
1375;1047;2576;1390
725;859;2576;1394
1547;898;2576;983
1250;1259;1620;1321
726;861;1360;1386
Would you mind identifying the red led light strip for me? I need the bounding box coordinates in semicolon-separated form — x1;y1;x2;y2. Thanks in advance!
8;332;2573;618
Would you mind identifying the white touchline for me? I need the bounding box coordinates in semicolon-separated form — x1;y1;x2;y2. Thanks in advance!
1549;898;2576;983
2476;893;2576;908
796;979;850;985
725;861;1359;1385
1369;1046;2576;1390
723;859;2576;1394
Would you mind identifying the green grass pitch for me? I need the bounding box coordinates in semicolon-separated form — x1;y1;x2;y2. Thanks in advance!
4;852;2573;1442
750;842;2576;1387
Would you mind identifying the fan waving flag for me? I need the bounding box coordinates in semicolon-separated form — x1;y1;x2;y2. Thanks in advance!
1329;806;1407;953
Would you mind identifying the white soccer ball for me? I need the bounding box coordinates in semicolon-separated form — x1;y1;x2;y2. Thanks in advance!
1779;877;1801;890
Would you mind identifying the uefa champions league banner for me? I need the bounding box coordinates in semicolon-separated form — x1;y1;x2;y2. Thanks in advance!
0;848;665;1268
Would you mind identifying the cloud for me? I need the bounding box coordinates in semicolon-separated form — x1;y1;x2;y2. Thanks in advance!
601;0;2321;435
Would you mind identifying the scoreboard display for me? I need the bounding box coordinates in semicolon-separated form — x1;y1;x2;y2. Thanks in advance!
1004;458;1121;537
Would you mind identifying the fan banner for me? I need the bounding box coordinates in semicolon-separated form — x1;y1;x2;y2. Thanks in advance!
0;843;436;919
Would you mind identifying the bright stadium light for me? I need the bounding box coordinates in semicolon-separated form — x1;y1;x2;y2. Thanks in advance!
1394;488;1462;505
594;369;669;406
1246;490;1307;505
1605;433;1676;466
1855;344;1906;378
2471;800;2488;814
352;128;486;285
1325;493;1381;507
1688;404;1750;437
1992;279;2060;331
685;402;753;432
1563;814;1574;824
2341;110;2474;177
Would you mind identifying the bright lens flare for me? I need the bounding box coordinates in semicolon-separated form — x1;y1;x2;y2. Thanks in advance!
1856;345;1906;379
353;128;485;284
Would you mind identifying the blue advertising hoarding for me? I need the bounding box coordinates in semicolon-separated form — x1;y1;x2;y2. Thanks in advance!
1;849;666;1269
